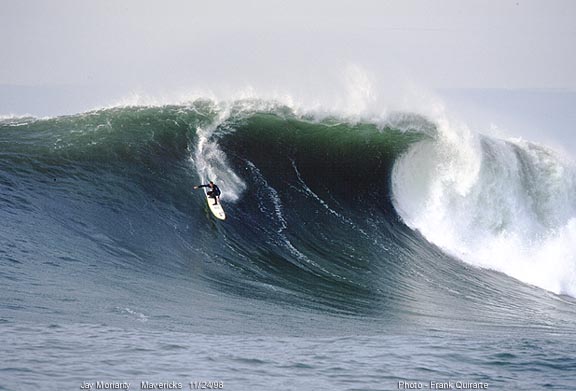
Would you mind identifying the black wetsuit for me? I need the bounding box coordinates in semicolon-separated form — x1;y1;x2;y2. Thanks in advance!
197;184;221;204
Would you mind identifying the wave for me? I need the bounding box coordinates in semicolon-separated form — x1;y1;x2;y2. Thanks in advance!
1;99;576;331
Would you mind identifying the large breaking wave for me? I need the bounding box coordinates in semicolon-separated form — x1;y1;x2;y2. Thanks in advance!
1;99;576;333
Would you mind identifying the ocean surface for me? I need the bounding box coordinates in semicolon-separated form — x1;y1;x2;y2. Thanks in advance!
1;100;576;390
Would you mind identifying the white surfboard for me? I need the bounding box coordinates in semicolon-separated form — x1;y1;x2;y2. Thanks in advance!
205;191;226;220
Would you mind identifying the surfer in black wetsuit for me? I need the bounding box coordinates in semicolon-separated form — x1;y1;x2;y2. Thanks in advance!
194;181;221;205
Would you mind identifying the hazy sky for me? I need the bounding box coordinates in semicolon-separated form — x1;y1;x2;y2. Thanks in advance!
2;0;575;91
1;0;575;155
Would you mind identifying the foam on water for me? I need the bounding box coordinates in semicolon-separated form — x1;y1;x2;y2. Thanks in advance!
392;115;576;296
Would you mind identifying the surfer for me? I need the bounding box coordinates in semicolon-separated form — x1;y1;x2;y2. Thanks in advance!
194;181;221;205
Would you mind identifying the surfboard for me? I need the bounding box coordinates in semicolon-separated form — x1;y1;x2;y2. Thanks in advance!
205;191;226;220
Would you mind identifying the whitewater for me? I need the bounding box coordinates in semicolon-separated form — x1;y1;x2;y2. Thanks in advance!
1;96;576;390
392;115;576;297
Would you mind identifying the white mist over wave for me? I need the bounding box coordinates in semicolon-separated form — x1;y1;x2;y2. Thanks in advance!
102;64;439;124
392;115;576;297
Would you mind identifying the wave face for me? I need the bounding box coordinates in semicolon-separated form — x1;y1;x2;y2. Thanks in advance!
1;100;576;335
